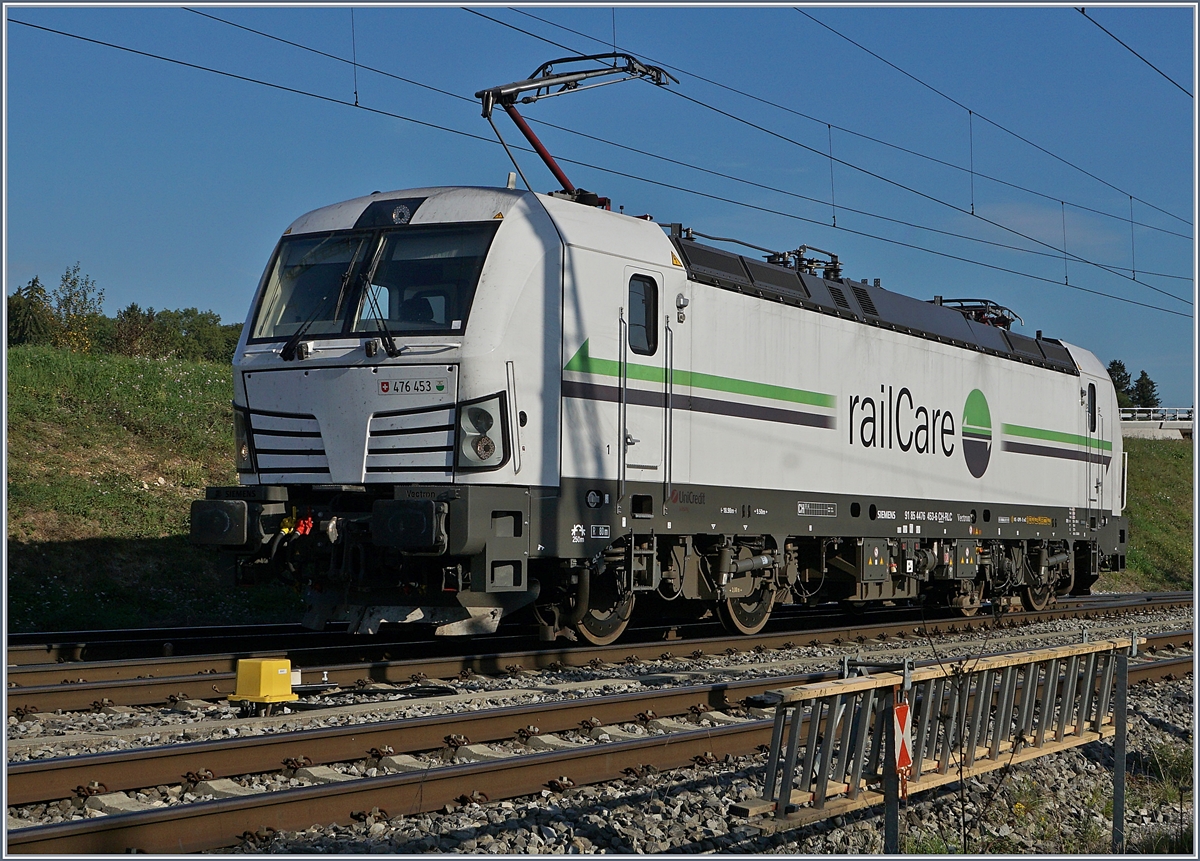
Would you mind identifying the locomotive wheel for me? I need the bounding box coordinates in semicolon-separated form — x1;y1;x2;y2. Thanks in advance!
1022;584;1053;612
717;583;775;635
575;592;635;645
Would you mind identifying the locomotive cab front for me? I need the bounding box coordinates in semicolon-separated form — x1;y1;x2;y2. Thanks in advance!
191;187;565;634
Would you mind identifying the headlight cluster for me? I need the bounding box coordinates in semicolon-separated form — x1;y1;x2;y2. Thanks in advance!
234;407;256;472
457;394;506;470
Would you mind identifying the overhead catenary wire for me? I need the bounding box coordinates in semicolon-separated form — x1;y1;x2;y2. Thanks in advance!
1061;201;1070;285
548;150;1191;320
794;7;1192;228
670;79;1193;305
185;6;1191;286
968;111;975;216
467;7;1192;304
1129;197;1137;281
533;112;1192;283
1076;7;1192;98
502;6;1192;241
827;125;837;227
7;16;1190;323
8;21;500;150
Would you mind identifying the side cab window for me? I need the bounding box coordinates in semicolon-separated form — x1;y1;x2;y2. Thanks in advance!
628;274;658;356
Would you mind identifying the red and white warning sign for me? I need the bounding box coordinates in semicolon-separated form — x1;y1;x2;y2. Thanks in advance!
893;701;913;770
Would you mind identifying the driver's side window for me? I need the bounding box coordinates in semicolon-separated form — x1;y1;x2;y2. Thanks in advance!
628;274;658;356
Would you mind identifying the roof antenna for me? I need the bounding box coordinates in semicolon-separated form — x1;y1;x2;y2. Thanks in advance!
476;53;677;208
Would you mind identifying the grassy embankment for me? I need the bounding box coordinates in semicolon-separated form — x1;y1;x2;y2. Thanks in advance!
1097;436;1194;592
5;346;1193;631
6;345;301;632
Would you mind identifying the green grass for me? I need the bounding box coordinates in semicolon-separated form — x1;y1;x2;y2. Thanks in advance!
1100;436;1194;592
5;345;1194;631
6;345;302;631
1130;823;1194;855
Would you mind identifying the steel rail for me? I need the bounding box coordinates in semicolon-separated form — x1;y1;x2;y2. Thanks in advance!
7;596;1190;715
5;623;339;666
8;632;1191;807
8;592;1188;669
7;719;771;854
7;652;1191;855
6;674;785;806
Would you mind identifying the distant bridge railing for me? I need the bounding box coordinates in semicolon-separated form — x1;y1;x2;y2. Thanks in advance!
1119;407;1193;423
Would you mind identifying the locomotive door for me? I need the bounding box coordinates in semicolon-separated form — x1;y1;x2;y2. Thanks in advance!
1081;377;1106;527
620;268;666;495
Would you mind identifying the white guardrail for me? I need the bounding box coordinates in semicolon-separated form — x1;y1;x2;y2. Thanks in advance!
1119;407;1193;440
1119;407;1193;423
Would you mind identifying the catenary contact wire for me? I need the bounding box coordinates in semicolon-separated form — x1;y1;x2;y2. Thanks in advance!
7;17;1190;321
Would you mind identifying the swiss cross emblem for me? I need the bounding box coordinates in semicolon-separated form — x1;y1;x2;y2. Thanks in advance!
893;701;913;770
380;381;390;393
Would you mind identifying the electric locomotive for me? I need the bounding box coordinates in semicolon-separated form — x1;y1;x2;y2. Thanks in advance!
190;182;1127;642
190;56;1127;643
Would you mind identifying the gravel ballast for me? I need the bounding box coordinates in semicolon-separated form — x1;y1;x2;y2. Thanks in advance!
6;605;1193;853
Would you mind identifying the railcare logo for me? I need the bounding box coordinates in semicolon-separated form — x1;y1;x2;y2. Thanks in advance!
961;389;992;478
845;384;992;478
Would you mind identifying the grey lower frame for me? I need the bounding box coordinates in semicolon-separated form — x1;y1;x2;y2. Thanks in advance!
540;476;1126;560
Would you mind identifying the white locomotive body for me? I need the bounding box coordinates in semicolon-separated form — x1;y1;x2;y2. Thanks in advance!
192;186;1127;641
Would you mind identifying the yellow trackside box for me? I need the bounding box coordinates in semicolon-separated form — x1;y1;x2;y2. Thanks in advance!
230;658;299;704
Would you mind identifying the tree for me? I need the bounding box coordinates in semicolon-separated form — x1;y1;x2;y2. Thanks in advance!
1131;370;1161;409
50;262;105;352
7;276;58;346
152;307;242;363
1106;359;1134;409
114;302;163;357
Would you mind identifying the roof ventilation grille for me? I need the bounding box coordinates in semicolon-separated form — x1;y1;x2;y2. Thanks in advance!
851;285;879;317
828;285;851;311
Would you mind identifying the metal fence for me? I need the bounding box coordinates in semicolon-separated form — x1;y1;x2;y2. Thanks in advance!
736;637;1142;852
1119;407;1193;423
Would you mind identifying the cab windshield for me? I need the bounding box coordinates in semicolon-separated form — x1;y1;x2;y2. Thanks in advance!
251;233;367;340
250;222;498;342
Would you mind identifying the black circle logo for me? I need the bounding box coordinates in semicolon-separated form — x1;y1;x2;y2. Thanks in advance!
962;389;992;479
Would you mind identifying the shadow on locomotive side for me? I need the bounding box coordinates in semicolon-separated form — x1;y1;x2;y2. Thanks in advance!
190;184;1127;645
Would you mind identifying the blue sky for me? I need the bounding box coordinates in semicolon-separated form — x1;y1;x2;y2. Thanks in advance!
5;4;1196;403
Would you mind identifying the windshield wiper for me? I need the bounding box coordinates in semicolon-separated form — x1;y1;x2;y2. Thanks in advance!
362;281;401;358
280;302;325;361
280;266;357;361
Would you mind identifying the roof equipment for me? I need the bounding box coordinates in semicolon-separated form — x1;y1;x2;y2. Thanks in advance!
476;54;677;207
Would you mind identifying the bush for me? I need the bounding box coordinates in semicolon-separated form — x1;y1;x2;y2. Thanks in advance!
50;262;106;353
11;263;243;364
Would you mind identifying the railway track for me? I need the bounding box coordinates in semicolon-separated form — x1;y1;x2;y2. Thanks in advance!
9;592;1185;667
6;592;1191;717
8;629;1192;806
6;630;1191;854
